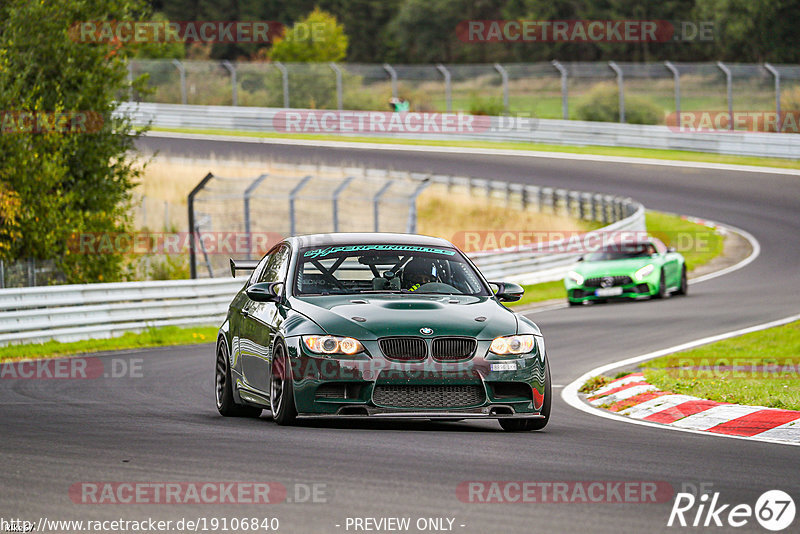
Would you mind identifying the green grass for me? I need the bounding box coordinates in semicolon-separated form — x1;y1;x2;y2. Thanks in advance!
641;321;800;410
0;326;218;361
507;210;727;306
152;126;800;170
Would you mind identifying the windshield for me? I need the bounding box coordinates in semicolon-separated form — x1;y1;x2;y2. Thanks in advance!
294;244;489;296
584;243;657;261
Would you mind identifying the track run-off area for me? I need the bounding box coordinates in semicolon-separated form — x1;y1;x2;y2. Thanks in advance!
1;133;798;533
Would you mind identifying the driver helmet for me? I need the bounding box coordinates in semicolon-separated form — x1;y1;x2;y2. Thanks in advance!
403;258;435;290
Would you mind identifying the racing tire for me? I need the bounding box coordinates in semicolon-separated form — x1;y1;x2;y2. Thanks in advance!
270;343;298;426
654;269;667;299
216;339;262;418
499;359;551;432
675;266;688;296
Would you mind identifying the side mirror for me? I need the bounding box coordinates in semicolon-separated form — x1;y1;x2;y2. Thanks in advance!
246;281;284;303
667;246;676;253
576;256;584;262
490;281;525;302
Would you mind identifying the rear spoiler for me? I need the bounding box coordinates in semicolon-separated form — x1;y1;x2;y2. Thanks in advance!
230;258;259;277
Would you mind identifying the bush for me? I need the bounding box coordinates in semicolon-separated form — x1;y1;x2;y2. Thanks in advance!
468;94;504;116
576;83;662;125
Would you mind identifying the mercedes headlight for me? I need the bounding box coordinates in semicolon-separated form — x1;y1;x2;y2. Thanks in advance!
634;264;655;281
567;270;584;285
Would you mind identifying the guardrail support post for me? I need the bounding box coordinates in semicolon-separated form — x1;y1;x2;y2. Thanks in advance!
436;64;452;112
222;60;237;106
608;61;625;123
383;63;398;99
127;62;134;101
373;181;394;232
494;63;509;114
244;173;269;259
188;172;214;279
289;176;313;237
172;59;186;105
330;63;343;110
665;61;681;126
406;178;431;234
332;176;355;232
275;62;289;108
551;60;568;120
717;61;733;131
765;63;782;132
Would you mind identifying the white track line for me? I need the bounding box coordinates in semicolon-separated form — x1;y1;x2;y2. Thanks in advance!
145;131;800;177
561;312;800;447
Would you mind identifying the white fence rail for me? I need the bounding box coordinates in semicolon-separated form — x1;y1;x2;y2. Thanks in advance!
118;102;800;159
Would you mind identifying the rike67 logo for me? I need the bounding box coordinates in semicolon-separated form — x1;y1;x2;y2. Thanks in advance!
668;489;795;531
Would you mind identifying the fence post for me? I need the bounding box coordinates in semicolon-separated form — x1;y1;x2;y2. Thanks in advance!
244;173;269;259
373;181;395;232
717;61;733;131
127;62;134;101
764;63;781;132
330;63;343;110
289;176;313;237
163;201;169;230
383;63;398;99
332;176;355;232
494;63;509;114
608;61;625;123
188;172;214;279
406;179;431;233
222;60;237;106
551;60;568;120
665;61;681;126
172;59;186;105
436;64;452;112
275;62;289;108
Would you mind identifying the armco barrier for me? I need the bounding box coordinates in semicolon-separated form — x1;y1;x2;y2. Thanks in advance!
117;102;800;159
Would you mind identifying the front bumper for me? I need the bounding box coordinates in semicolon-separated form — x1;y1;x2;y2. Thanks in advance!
285;337;548;418
566;281;657;302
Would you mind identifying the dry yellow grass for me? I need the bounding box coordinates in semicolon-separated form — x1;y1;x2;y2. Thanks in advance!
136;158;597;241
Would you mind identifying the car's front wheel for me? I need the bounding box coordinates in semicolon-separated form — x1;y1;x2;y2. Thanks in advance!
653;269;667;299
270;343;297;425
215;339;262;418
675;266;688;296
499;359;551;432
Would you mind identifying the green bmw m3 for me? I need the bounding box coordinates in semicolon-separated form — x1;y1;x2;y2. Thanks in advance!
215;233;551;432
564;237;687;305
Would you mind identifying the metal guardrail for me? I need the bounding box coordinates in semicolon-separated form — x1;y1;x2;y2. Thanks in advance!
0;278;242;345
118;102;800;159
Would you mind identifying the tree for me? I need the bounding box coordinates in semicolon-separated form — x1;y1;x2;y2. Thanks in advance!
269;8;348;62
0;0;149;283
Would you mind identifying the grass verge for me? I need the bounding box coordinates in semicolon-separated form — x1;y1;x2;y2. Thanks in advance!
152;126;800;171
508;210;726;306
641;321;800;410
0;326;218;361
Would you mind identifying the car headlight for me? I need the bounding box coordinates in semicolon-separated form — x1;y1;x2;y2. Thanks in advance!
634;264;655;281
567;270;584;285
302;335;364;355
490;334;535;355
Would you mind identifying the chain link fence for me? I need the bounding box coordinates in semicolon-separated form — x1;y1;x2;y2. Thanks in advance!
129;60;800;127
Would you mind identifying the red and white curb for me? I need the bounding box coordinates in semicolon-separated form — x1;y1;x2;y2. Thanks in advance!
584;373;800;444
562;313;800;447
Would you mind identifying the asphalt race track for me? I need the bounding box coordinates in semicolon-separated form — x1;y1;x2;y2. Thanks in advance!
1;136;798;533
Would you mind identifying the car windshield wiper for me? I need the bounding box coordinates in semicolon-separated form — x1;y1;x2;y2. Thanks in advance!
357;289;412;294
